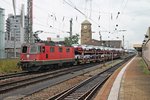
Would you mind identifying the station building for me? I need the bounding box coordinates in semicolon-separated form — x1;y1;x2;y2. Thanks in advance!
80;20;122;48
133;44;142;56
142;27;150;69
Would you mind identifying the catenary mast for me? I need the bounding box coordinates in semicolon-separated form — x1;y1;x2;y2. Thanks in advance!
27;0;33;43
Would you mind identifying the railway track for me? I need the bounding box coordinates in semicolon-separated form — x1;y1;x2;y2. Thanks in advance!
0;71;28;80
48;73;110;100
0;56;133;99
0;63;98;94
48;57;130;100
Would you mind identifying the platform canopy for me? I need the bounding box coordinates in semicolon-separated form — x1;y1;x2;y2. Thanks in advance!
133;44;142;51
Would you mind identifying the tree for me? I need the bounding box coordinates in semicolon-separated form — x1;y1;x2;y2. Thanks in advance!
64;34;79;46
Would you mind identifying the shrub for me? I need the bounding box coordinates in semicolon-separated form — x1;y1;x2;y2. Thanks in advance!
0;59;21;74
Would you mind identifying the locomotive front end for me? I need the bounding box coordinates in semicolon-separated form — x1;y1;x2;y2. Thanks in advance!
19;43;42;71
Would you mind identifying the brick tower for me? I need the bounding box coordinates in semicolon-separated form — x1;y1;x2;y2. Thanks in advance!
81;20;92;44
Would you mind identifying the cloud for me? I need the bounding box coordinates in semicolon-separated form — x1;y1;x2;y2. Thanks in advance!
1;0;150;48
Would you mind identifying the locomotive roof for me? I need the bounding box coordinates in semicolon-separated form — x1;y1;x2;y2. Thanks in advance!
22;42;73;48
22;41;56;46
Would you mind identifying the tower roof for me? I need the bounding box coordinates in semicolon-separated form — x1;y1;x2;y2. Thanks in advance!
81;20;91;25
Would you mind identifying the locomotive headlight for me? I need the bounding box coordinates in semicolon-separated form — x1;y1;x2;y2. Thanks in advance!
27;54;30;58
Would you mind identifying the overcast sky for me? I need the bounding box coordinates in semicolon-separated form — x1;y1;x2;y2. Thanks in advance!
1;0;150;49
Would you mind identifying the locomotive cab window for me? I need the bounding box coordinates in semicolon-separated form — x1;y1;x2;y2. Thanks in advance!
38;46;41;53
30;45;37;54
22;46;28;53
30;45;41;54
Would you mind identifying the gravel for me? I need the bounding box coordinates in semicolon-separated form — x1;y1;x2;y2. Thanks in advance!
22;60;122;100
23;75;88;100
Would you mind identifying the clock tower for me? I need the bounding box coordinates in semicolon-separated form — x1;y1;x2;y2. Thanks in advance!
81;20;92;44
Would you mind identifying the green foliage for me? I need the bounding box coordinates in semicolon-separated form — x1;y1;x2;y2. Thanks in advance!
64;34;79;46
140;59;150;75
0;59;21;74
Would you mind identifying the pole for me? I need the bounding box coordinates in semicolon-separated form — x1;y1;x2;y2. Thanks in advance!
123;35;124;49
27;0;33;43
12;0;16;58
102;42;105;67
111;52;113;67
20;4;25;44
99;31;102;41
14;27;16;58
70;18;73;37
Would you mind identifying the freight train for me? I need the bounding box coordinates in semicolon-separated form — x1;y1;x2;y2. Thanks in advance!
18;41;123;71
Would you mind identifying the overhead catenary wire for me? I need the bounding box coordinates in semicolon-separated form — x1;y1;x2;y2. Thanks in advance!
63;0;87;18
33;1;81;35
34;0;127;35
3;0;129;40
63;0;109;32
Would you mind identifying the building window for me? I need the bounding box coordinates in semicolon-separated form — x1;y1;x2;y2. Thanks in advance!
11;37;14;41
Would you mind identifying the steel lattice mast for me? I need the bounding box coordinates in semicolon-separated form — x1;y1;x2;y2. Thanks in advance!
27;0;33;43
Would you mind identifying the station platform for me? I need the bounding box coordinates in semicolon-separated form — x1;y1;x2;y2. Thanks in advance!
94;56;150;100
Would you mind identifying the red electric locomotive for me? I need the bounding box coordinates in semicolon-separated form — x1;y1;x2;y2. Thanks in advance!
19;42;75;71
18;41;123;71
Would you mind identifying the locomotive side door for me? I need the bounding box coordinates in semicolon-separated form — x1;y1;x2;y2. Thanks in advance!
41;46;46;60
59;47;63;59
66;47;70;58
58;47;63;66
